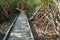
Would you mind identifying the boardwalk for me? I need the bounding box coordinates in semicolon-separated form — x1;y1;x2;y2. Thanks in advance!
8;11;34;40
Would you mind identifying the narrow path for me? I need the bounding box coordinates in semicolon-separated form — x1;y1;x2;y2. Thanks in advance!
8;11;34;40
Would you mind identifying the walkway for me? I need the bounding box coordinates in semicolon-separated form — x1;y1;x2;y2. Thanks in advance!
8;11;34;40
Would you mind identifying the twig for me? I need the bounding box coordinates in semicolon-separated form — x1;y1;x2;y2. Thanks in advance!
46;13;59;36
56;19;60;31
44;22;50;34
29;4;43;20
36;13;46;23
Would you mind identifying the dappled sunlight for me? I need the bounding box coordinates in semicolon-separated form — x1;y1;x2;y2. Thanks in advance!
10;32;23;38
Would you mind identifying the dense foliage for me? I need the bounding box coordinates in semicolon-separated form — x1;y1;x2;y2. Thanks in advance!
0;0;53;11
1;0;41;10
0;0;18;9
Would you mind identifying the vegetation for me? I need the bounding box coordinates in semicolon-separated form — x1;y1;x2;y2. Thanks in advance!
0;0;42;23
0;0;60;40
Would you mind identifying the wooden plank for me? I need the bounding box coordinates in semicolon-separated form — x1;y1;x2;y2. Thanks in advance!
3;16;18;40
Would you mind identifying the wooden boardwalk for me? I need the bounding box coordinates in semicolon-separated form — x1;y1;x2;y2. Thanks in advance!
8;11;34;40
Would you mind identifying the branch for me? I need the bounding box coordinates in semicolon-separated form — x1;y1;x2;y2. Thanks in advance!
36;13;46;23
46;13;59;36
29;4;43;20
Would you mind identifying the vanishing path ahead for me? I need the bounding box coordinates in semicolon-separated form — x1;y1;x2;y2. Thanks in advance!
8;11;34;40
